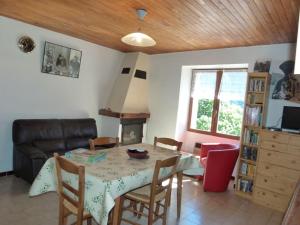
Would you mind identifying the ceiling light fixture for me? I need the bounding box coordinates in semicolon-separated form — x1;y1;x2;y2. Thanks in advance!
121;9;156;47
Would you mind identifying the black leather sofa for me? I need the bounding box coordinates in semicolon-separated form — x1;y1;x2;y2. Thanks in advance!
13;118;97;183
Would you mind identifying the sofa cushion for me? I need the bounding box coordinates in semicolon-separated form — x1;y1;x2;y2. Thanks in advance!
13;119;63;144
66;137;90;150
62;119;97;139
33;139;66;153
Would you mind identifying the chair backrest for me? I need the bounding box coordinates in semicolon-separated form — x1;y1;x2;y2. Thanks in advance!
89;137;119;150
150;155;180;204
54;153;85;216
200;143;238;158
154;137;182;151
203;149;239;192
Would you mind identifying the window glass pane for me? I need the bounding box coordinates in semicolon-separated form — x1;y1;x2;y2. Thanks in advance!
190;71;216;131
194;99;214;131
191;71;217;99
218;71;247;100
217;71;247;136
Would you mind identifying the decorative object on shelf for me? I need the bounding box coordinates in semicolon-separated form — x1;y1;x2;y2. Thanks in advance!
235;72;270;199
253;59;271;73
41;42;82;78
271;60;300;100
121;9;156;47
18;36;35;53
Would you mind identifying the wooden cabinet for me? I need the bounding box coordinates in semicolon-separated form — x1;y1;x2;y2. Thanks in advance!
254;129;300;212
254;187;291;212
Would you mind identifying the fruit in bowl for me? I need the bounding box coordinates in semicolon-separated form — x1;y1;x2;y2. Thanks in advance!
127;148;149;159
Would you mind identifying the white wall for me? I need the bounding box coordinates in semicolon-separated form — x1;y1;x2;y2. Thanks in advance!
0;17;124;172
147;43;297;145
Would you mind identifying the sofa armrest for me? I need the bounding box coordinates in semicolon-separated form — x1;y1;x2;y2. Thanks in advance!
14;144;48;160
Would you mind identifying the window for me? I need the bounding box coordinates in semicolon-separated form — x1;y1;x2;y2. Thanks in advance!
189;69;247;139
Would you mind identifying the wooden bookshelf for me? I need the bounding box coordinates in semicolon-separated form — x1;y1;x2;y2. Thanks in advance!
235;72;270;197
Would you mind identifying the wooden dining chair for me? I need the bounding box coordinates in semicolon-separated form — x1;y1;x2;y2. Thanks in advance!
54;153;92;225
154;137;183;217
89;136;119;150
154;137;182;151
119;155;180;225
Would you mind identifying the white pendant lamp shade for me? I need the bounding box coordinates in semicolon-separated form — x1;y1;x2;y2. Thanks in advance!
121;32;156;47
121;9;156;47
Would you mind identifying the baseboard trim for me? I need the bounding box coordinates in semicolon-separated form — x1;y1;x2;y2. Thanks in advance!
0;171;14;177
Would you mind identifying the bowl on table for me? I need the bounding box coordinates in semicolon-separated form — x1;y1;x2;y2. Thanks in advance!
127;148;149;159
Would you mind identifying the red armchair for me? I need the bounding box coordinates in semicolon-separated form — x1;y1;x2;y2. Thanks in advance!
200;143;239;192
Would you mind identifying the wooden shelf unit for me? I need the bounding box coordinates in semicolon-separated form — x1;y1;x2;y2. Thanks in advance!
235;72;270;197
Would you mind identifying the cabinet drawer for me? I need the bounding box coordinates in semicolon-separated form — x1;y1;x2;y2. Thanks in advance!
261;141;300;156
257;162;300;180
254;187;290;212
259;149;300;170
255;173;296;196
288;146;300;157
260;131;289;144
260;141;286;153
289;136;300;147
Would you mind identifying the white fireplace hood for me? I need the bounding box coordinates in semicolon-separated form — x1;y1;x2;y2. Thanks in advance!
99;52;150;118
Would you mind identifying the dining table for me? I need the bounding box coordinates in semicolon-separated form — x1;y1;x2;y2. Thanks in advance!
29;143;201;225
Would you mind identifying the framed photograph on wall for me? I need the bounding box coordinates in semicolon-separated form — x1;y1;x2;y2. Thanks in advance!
41;42;82;78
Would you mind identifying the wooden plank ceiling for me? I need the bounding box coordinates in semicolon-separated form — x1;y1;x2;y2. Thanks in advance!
0;0;299;54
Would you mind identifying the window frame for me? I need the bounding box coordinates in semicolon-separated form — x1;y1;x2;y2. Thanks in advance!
187;68;247;140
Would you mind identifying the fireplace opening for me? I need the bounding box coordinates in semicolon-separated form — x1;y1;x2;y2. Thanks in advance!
121;118;146;145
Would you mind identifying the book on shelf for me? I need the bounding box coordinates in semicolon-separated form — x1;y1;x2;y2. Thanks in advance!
241;146;257;161
240;162;248;175
245;106;262;126
239;162;256;177
237;178;253;193
247;164;255;177
249;78;265;92
243;129;259;145
247;93;264;104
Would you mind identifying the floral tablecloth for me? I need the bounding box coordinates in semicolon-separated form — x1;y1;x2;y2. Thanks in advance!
29;143;200;225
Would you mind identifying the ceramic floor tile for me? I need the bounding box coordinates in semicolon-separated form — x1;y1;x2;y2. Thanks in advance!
0;175;284;225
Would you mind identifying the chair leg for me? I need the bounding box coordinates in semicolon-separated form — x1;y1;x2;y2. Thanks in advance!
162;204;168;225
76;215;84;225
177;172;183;218
148;204;154;225
118;196;125;225
87;218;92;225
133;201;138;217
59;202;67;225
155;201;160;216
128;200;138;216
163;188;172;225
138;203;145;219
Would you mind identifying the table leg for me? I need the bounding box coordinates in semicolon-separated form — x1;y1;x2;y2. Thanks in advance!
112;197;121;225
177;171;183;218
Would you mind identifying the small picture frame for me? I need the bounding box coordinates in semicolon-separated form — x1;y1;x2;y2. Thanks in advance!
41;42;82;78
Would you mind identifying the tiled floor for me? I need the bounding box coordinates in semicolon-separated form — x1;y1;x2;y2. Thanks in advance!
0;175;283;225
